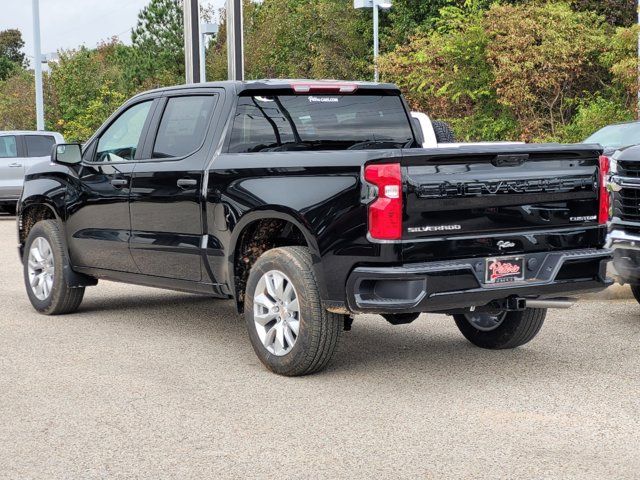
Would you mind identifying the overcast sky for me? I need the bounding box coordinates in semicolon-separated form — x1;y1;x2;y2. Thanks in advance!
0;0;226;64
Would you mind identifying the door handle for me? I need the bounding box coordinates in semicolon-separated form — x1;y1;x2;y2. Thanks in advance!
9;162;22;168
177;178;198;189
110;178;129;187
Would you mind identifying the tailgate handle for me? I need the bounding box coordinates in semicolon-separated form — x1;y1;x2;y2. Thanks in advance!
492;154;529;167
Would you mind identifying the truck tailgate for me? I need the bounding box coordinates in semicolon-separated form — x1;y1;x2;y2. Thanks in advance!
401;145;604;260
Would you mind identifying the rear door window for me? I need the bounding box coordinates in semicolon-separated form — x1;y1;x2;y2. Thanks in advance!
152;96;217;159
0;136;17;158
25;135;55;157
228;94;415;153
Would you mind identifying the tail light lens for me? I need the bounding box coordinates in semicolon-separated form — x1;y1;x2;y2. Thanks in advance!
598;155;610;225
364;163;402;240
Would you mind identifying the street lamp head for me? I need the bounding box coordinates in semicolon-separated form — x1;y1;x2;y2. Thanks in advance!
353;0;392;8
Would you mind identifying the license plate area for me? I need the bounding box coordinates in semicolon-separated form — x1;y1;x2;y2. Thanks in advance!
485;256;525;284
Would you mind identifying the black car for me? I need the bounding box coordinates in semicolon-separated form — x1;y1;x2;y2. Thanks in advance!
17;80;611;375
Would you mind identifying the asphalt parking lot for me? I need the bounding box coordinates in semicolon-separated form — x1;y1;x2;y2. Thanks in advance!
1;215;639;479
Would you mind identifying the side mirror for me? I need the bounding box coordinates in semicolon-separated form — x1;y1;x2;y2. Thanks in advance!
52;143;82;165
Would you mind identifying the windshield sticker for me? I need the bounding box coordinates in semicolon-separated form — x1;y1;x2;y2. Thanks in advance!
308;96;339;103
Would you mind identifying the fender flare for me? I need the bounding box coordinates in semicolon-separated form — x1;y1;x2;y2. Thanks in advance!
227;208;327;305
18;196;97;288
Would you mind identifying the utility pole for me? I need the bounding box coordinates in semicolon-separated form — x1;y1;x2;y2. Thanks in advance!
226;0;244;81
354;0;392;83
183;0;201;84
373;2;379;82
32;0;44;131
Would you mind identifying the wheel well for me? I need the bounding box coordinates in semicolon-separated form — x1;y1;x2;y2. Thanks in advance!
19;204;55;247
234;218;308;312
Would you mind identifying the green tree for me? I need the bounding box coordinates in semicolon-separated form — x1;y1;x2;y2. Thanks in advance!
62;86;127;142
207;0;371;81
379;6;517;141
484;2;609;139
130;0;184;87
383;0;453;47
0;71;35;129
48;40;133;141
572;0;636;27
0;29;27;80
601;25;639;110
560;95;634;142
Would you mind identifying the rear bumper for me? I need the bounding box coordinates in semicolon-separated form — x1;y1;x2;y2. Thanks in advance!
346;248;612;314
606;229;640;283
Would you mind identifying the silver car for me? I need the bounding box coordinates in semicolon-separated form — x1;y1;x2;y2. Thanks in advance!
0;131;64;214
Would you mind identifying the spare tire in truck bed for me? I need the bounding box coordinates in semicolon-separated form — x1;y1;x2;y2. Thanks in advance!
432;120;456;143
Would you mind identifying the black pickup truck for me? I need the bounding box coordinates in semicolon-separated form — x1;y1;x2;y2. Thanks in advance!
18;80;611;376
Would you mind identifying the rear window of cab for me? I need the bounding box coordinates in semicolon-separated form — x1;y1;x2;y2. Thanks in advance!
228;94;415;153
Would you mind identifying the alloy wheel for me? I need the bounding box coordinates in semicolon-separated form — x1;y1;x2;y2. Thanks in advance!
464;311;507;332
253;270;300;356
27;237;55;301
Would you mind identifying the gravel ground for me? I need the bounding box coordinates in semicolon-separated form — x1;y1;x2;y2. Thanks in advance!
1;214;639;479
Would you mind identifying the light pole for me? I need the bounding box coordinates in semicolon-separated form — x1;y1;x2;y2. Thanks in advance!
200;22;218;83
226;0;244;81
31;0;44;130
354;0;392;82
183;0;201;84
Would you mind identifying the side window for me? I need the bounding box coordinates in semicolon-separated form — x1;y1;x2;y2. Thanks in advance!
25;135;55;157
152;96;216;159
95;101;153;162
0;136;17;158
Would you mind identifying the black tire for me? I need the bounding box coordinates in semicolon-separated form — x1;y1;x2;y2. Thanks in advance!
453;308;546;349
23;220;85;315
432;120;456;143
244;246;342;376
630;284;640;305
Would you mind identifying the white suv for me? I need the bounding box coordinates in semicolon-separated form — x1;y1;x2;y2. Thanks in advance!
0;131;64;214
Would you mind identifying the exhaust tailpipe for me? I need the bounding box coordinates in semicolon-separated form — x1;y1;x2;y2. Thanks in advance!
524;298;575;309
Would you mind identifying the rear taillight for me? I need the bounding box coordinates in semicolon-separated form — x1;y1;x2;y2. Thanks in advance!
364;163;402;240
598;155;610;225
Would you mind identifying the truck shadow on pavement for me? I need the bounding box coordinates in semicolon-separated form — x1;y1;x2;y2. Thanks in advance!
75;289;562;378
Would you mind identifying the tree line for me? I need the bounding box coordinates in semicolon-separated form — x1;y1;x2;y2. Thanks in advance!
0;0;636;143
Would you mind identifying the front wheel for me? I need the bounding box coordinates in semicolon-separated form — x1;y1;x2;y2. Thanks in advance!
453;308;546;349
244;246;342;376
23;220;85;315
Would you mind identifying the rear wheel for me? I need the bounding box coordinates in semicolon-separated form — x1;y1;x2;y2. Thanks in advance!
23;220;85;315
244;246;342;376
453;308;546;349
